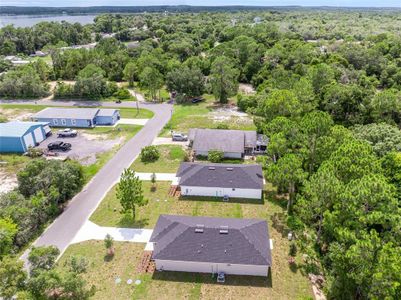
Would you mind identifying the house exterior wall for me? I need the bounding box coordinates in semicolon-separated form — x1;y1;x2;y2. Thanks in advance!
0;136;24;153
154;259;268;277
180;186;262;199
33;117;95;128
195;150;242;159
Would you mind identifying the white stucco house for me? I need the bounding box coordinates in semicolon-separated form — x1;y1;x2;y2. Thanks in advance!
188;128;268;158
150;214;272;277
176;162;264;199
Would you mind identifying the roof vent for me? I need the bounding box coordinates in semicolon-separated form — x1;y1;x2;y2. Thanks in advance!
195;224;204;233
226;167;233;171
219;226;229;234
208;167;215;170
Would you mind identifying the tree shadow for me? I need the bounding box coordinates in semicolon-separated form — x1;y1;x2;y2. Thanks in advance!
152;270;272;288
117;214;149;228
103;254;114;262
289;262;298;273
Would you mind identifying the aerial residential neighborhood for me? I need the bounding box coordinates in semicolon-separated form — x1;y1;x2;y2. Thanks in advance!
1;4;401;300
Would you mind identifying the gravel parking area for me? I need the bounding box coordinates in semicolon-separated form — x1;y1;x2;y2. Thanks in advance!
38;132;123;165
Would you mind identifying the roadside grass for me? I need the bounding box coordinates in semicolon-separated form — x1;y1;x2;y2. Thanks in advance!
0;154;31;173
79;181;313;299
159;94;256;137
130;145;186;173
81;125;142;182
0;104;153;120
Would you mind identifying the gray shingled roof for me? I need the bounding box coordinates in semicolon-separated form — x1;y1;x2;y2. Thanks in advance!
150;214;272;266
188;129;257;153
97;109;119;117
177;162;264;189
33;107;99;120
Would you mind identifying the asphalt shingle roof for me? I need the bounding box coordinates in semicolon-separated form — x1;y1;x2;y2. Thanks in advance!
188;129;257;153
177;162;264;189
33;107;99;120
0;121;49;137
150;214;272;266
97;109;119;117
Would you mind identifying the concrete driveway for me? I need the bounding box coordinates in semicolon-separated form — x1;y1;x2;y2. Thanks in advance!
14;100;172;267
152;137;189;147
71;220;153;244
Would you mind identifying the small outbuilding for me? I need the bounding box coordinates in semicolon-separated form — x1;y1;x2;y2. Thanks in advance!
176;162;264;199
0;121;51;153
32;107;120;128
150;214;272;277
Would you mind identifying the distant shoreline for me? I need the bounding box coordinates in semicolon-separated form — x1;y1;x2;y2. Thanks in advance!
1;5;400;16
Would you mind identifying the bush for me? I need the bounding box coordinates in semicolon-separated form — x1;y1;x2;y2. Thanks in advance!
289;242;298;257
113;88;131;100
28;246;60;275
215;123;229;129
140;146;160;163
208;150;224;163
237;94;258;112
27;147;43;158
66;255;88;274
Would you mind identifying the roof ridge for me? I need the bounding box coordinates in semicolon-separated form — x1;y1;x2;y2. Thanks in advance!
239;221;270;265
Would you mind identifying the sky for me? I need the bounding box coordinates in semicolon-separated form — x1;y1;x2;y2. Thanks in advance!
1;0;401;8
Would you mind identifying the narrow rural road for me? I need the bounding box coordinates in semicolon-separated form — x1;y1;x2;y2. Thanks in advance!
4;99;173;267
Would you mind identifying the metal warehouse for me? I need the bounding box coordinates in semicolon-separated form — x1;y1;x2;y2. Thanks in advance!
32;107;120;128
0;121;51;153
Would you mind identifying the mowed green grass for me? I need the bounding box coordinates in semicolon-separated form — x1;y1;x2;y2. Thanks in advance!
159;95;256;137
130;145;186;173
77;181;313;299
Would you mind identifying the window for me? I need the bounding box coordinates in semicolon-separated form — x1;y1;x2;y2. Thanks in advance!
71;119;76;126
61;119;67;126
53;119;58;125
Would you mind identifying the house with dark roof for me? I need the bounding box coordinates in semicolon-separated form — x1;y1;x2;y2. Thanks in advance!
32;107;120;128
176;162;264;199
150;214;272;277
188;128;267;158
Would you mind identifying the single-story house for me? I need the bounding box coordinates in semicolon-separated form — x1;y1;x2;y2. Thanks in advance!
188;128;267;158
0;121;51;153
32;107;120;128
176;162;264;199
150;214;272;277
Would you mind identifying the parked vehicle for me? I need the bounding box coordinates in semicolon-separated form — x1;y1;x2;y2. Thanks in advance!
57;128;77;137
47;141;71;151
191;97;204;103
217;272;225;283
172;132;188;141
115;99;121;104
223;195;230;202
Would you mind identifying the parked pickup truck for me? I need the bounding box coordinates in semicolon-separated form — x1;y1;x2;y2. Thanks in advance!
47;141;71;152
172;132;188;141
57;128;77;137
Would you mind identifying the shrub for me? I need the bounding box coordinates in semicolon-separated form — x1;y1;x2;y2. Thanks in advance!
215;123;229;129
208;150;223;163
289;242;298;257
27;147;43;158
140;146;160;163
114;88;131;100
67;255;88;274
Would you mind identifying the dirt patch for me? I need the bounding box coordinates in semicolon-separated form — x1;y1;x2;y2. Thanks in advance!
208;105;253;126
0;169;18;194
0;108;34;121
39;134;124;166
239;83;256;95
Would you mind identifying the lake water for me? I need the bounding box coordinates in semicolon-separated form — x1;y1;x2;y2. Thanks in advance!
0;14;98;28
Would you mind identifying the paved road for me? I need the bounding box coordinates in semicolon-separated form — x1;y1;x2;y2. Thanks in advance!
7;99;173;267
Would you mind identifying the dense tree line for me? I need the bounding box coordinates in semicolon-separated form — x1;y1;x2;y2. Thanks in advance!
0;159;83;256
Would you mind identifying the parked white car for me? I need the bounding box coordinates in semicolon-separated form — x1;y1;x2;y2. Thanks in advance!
172;132;188;141
57;128;78;137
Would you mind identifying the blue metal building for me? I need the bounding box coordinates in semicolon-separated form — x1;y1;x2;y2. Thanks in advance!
32;108;120;128
0;121;51;153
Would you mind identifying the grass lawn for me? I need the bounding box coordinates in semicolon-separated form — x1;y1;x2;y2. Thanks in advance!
81;181;313;299
0;104;153;121
0;154;31;173
81;125;142;182
130;145;186;173
159;94;256;137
